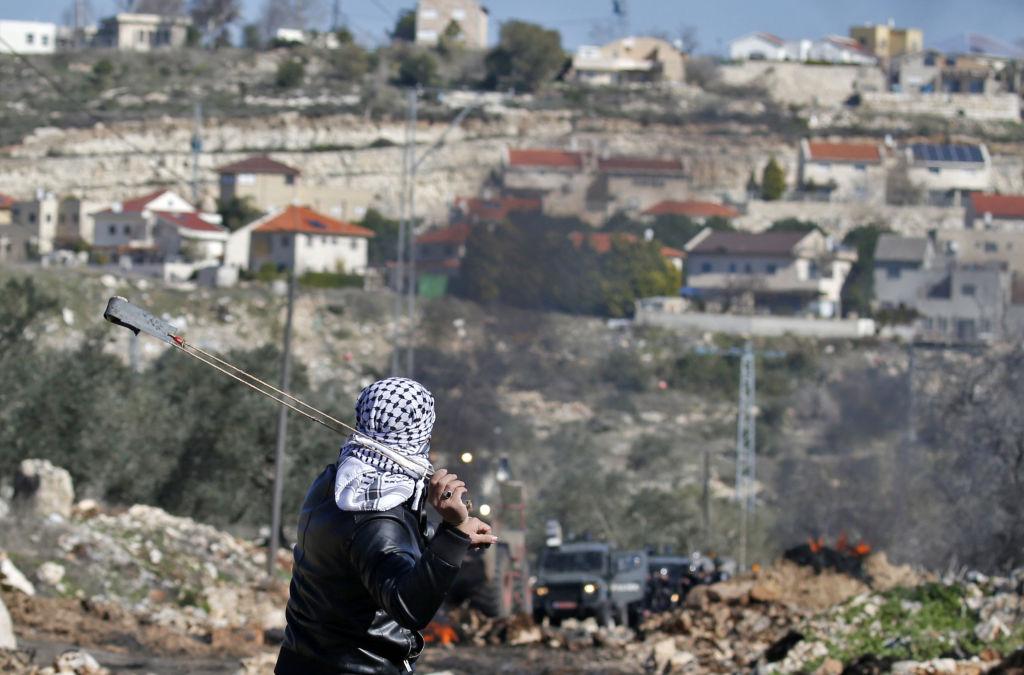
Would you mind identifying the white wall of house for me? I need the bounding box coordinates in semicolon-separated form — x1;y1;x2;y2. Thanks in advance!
294;233;368;274
729;34;787;61
0;21;57;54
11;195;59;254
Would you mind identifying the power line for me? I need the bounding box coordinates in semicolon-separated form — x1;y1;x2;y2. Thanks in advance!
0;34;203;193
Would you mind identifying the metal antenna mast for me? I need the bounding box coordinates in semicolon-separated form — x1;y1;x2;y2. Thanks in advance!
735;340;756;571
190;102;203;206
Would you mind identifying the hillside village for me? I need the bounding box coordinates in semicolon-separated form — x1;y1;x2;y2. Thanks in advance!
2;0;1024;672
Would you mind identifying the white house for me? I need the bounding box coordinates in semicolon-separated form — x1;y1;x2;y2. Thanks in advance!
92;189;224;263
684;228;857;318
729;32;788;61
798;139;885;202
808;36;878;64
906;143;991;200
248;205;374;275
0;20;58;54
151;211;228;262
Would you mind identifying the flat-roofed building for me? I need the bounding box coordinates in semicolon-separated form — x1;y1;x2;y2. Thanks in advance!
572;36;685;85
0;20;57;54
96;13;191;51
217;155;301;212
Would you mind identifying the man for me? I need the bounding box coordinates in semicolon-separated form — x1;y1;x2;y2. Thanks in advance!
276;377;496;674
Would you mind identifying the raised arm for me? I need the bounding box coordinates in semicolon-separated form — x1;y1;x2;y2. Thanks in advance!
348;516;471;631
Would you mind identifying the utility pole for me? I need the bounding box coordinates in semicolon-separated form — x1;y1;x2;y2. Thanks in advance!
190;102;203;206
331;0;342;31
735;341;756;571
405;91;418;377
268;270;296;578
391;90;416;376
701;445;711;548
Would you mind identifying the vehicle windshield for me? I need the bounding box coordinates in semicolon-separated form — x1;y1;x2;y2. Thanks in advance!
541;550;606;574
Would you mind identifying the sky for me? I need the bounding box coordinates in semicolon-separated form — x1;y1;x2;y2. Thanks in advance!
6;0;1024;53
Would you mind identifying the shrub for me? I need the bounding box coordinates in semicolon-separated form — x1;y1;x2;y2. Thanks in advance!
275;59;305;89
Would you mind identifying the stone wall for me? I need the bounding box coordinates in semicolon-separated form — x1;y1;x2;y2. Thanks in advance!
719;62;886;107
860;92;1022;122
736;200;966;238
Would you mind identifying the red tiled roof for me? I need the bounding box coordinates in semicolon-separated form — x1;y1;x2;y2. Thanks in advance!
0;193;16;209
598;156;684;173
216;155;300;176
688;230;808;257
120;189;173;212
153;211;226;233
971;193;1024;219
569;231;684;261
643;200;740;218
806;141;882;163
569;231;638;254
254;205;374;237
456;196;541;222
755;32;786;46
417;222;473;246
508;149;584;170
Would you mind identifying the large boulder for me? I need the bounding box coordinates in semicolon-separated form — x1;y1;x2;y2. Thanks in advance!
0;594;14;649
13;459;74;518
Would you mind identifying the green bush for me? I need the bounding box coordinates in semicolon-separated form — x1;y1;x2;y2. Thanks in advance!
761;157;786;201
275;59;305;89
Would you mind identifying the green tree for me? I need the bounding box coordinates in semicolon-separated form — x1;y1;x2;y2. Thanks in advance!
360;208;399;265
391;9;416;41
452;224;504;303
396;49;439;87
217;196;263;231
484;20;564;92
761;157;786;201
275;58;305;88
840;224;890;317
437;19;462;57
328;42;370;81
599;238;681;317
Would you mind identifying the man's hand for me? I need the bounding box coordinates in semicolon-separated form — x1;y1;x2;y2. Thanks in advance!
428;469;498;548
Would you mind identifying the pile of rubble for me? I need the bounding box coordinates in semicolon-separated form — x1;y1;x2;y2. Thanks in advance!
1;459;290;671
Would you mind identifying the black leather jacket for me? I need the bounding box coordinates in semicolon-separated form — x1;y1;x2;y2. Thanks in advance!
275;463;471;674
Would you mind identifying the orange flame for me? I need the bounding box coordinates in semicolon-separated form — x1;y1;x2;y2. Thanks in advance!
423;620;459;645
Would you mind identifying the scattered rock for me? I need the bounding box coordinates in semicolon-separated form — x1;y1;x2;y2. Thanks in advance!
71;499;101;520
975;615;1011;642
750;581;782;603
52;649;108;674
815;657;844;675
0;554;36;596
13;459;75;518
36;562;66;587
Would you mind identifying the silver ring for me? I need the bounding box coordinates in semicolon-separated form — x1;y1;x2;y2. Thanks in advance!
441;490;453;501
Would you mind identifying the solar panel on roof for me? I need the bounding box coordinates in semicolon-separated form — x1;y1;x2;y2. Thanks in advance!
308;219;327;229
911;143;982;164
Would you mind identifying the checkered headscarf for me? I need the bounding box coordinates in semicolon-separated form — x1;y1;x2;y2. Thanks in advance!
334;378;435;512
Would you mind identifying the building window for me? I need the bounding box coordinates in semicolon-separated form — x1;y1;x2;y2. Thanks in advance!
350;238;358;250
728;262;737;273
28;213;35;223
961;283;976;296
41;35;49;46
701;262;711;273
25;33;34;45
929;167;940;174
766;264;776;274
984;242;998;252
109;225;116;235
123;225;130;235
854;164;866;171
887;267;900;279
421;8;438;19
452;8;466;19
281;235;290;247
45;213;52;223
285;175;295;185
937;317;948;331
744;263;753;274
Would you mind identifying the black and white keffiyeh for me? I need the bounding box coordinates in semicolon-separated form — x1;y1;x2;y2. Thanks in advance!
334;377;436;512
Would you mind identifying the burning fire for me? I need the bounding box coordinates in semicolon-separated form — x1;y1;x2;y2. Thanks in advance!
807;534;871;557
423;619;459;645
